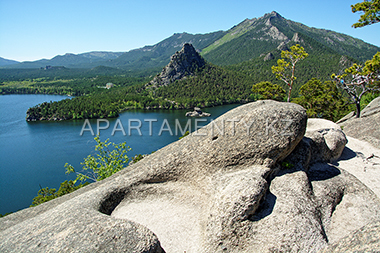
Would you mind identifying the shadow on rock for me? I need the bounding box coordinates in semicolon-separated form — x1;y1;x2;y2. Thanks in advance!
249;191;277;221
308;164;341;182
336;146;357;162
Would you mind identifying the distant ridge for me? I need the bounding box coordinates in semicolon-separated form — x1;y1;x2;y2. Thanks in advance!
2;51;125;69
2;11;379;71
0;57;19;67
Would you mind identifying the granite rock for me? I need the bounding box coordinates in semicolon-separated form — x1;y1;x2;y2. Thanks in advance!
2;102;379;253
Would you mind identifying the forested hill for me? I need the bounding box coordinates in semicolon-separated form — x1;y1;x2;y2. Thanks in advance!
226;31;357;96
3;52;124;69
201;11;379;65
0;57;19;67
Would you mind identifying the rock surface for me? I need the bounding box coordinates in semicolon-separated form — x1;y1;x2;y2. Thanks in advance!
317;135;380;252
338;96;380;149
320;220;380;252
185;107;211;117
263;52;274;61
1;101;380;253
148;43;205;87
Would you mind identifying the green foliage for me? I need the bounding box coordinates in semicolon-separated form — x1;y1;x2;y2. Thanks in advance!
351;0;380;28
0;212;13;218
153;64;256;108
272;44;309;102
31;180;88;207
293;78;353;122
281;161;294;169
30;137;133;207
0;74;149;96
179;131;190;139
227;51;348;98
332;52;380;117
65;136;131;183
251;81;286;101
130;154;145;164
361;91;380;109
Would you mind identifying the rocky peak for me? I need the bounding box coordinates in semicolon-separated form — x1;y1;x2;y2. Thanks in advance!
263;11;284;25
269;11;282;18
148;43;205;87
263;11;283;20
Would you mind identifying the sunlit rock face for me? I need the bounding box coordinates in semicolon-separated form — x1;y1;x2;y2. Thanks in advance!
2;101;380;253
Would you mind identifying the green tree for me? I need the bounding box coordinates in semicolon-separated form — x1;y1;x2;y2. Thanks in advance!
179;130;190;139
251;81;286;101
293;78;352;122
352;0;380;27
31;180;87;207
65;136;131;183
332;52;380;118
31;137;137;207
271;44;309;102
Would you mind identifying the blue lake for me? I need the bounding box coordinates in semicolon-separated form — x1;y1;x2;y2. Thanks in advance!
0;94;239;214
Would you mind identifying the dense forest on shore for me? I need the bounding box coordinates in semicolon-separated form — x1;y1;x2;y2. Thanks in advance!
0;55;369;122
24;63;259;121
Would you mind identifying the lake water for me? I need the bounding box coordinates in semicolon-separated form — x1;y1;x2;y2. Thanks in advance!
0;94;239;215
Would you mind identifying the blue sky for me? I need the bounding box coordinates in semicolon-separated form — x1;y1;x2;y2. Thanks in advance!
0;0;379;62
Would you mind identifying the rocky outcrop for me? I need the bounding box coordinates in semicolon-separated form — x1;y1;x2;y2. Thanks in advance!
148;43;205;87
277;41;289;51
338;96;380;148
185;107;211;117
263;52;275;61
1;101;380;253
292;32;304;43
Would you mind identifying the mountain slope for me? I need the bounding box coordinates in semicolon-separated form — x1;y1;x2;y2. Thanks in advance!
3;32;225;71
269;12;379;62
202;11;379;65
3;51;125;69
0;57;19;67
107;31;225;71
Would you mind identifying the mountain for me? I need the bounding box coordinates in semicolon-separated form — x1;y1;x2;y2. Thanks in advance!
2;32;225;70
0;57;19;67
2;11;379;73
4;51;125;69
201;11;379;65
106;31;225;71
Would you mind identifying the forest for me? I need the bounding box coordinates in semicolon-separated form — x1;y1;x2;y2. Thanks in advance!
23;66;249;121
5;54;375;122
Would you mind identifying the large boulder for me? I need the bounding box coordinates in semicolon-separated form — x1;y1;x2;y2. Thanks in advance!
0;100;307;252
2;102;379;253
284;118;347;171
